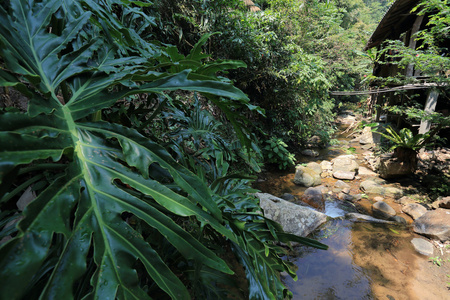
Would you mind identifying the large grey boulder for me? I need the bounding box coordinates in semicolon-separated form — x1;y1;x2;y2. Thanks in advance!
402;203;428;220
256;193;327;237
413;209;450;242
378;158;414;179
293;162;322;187
373;201;396;220
411;238;434;256
332;155;359;173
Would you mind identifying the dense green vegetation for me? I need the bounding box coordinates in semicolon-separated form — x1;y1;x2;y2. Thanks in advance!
147;0;391;166
0;0;400;299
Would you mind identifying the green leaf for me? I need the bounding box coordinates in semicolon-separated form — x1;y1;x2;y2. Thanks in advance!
0;110;234;299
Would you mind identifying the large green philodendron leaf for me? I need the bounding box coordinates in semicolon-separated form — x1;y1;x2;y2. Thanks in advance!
0;0;252;298
0;109;235;299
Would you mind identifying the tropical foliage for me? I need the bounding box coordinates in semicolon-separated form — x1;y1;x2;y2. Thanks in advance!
0;0;327;299
143;0;390;168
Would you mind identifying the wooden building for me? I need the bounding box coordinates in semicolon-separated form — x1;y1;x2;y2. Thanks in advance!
364;0;449;134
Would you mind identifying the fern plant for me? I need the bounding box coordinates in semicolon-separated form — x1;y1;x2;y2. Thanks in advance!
0;0;326;299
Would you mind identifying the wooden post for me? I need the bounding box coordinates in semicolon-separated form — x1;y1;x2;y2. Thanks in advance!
418;90;439;134
406;15;424;77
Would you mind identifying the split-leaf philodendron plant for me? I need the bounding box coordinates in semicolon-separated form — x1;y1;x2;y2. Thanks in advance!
0;0;326;299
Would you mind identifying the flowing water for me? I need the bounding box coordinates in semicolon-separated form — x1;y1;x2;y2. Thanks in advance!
254;125;449;300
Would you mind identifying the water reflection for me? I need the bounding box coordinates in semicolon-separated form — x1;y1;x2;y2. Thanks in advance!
283;219;374;299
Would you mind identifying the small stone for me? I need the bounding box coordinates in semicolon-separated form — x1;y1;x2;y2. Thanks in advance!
321;171;333;178
395;196;416;205
402;203;427;220
411;238;434;256
301;149;319;157
281;193;295;201
346;213;394;224
433;196;450;209
374;196;384;202
338;193;354;202
342;188;351;194
333;171;355;180
320;160;333;172
334;180;350;189
373;201;396;219
358;166;377;176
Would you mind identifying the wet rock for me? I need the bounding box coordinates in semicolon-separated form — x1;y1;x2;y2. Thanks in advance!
332;155;359;173
333;171;356;180
281;193;295;201
433;196;450;209
338;192;354;202
411;238;434;256
301;149;319;157
389;216;407;224
346;213;395;224
256;193;327;237
302;186;328;208
293;162;322;187
413;209;450;242
373;201;396;219
402;203;428;220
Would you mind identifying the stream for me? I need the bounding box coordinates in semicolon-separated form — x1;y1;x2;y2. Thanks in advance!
254;122;449;300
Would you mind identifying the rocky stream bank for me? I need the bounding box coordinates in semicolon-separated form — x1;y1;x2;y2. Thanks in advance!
254;112;450;299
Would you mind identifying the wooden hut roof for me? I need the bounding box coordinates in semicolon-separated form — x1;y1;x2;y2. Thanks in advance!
243;0;261;12
365;0;420;50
